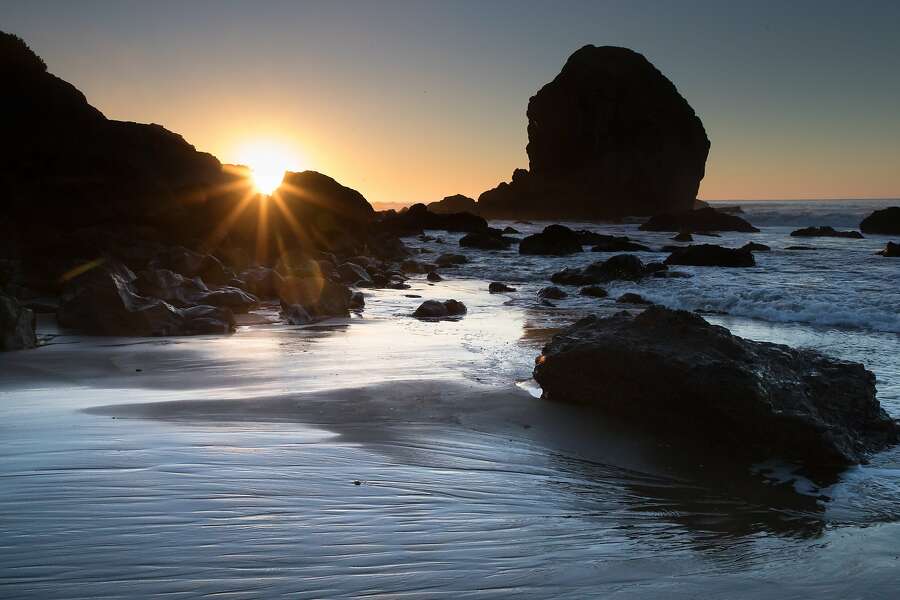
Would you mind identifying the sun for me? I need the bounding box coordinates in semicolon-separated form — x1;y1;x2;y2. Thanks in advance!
235;141;302;195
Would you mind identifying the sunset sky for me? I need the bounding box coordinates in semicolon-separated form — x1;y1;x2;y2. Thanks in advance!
4;0;899;205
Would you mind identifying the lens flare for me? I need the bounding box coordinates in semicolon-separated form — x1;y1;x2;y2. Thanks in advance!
235;141;302;195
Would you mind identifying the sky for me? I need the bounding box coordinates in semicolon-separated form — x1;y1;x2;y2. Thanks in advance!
3;0;899;204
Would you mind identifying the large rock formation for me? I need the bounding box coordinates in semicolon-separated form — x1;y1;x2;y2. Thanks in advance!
640;207;759;233
860;207;900;235
477;45;710;219
427;194;477;215
533;307;899;466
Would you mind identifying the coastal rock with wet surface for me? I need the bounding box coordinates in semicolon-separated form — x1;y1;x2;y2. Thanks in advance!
533;307;900;466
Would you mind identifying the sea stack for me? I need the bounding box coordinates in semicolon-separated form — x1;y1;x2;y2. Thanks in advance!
477;45;710;219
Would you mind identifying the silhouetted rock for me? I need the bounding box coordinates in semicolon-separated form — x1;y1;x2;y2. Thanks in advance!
533;308;899;466
0;295;36;351
477;45;709;219
538;286;567;300
672;232;693;242
579;286;608;298
860;207;900;235
413;299;467;319
459;232;513;250
790;226;863;239
877;242;900;257
665;244;755;267
281;302;312;325
239;267;284;299
589;235;651;252
617;292;653;305
349;291;365;310
551;254;658;285
426;271;443;282
741;242;771;252
379;204;488;235
488;282;516;293
502;226;520;234
135;269;257;313
427;194;477;215
277;277;351;318
640;207;759;233
435;253;468;267
337;262;373;286
519;225;583;255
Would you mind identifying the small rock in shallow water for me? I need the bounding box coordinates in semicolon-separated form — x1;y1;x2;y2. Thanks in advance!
617;292;653;305
427;271;443;282
579;286;608;298
413;299;467;319
538;286;567;300
488;282;516;293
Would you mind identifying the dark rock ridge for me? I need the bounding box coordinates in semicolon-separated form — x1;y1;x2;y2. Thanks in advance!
413;299;467;319
533;307;899;466
0;295;36;351
790;226;863;239
640;207;759;233
877;242;899;257
551;254;664;285
477;45;709;219
427;194;477;215
377;204;487;235
665;244;755;267
860;207;900;235
519;225;583;256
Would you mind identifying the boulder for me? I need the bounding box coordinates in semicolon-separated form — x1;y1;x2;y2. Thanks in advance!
459;232;514;250
426;271;443;282
337;262;373;286
281;302;312;325
502;226;520;234
640;207;759;233
239;267;284;298
435;253;469;267
179;305;236;334
551;254;658;285
533;307;900;466
590;235;651;252
0;295;36;351
860;207;900;235
412;299;467;319
135;269;257;313
157;247;234;285
617;292;653;305
579;286;608;298
489;282;516;293
538;286;567;300
379;203;488;235
519;224;583;255
741;242;771;252
790;226;863;239
665;244;755;267
427;194;477;215
672;232;693;242
877;242;900;257
477;45;709;219
277;277;351;318
349;291;365;310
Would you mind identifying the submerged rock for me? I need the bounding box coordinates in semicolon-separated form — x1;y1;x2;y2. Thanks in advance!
551;254;660;285
412;299;467;319
860;206;900;235
459;232;514;250
519;225;583;256
489;282;516;293
533;307;899;466
0;295;36;351
640;207;759;233
665;244;755;267
477;45;709;219
877;242;900;257
538;286;567;300
790;226;863;239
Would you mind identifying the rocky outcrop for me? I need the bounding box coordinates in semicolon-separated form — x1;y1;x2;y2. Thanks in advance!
665;244;755;267
477;45;709;219
877;242;899;257
57;261;234;336
134;269;257;313
533;307;899;466
551;254;663;285
0;295;36;351
519;225;583;255
640;207;759;233
412;299;467;319
427;194;477;215
860;207;900;235
378;204;487;236
790;226;863;239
